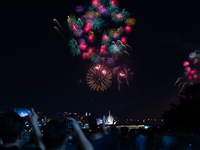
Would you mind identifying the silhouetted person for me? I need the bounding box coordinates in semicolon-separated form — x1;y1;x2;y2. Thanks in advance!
89;116;119;150
135;130;147;150
119;127;134;150
42;118;93;150
0;108;45;150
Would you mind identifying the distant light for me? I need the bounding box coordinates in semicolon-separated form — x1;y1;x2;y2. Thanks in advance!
95;65;101;70
144;126;149;129
26;125;29;127
189;144;192;147
102;69;107;75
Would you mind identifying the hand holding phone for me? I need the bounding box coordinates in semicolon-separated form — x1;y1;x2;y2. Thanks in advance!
14;108;31;117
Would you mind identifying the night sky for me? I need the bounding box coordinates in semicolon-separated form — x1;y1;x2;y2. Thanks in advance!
1;1;200;122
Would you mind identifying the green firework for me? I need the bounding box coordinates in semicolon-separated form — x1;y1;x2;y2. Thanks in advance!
91;54;102;63
93;18;103;30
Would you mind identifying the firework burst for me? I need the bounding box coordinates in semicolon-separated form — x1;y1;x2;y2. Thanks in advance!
175;50;200;95
86;64;112;91
53;0;136;92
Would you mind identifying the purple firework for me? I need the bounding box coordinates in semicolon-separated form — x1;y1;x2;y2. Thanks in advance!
75;5;84;13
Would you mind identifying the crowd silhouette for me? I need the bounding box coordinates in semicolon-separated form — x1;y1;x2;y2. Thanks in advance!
1;107;200;150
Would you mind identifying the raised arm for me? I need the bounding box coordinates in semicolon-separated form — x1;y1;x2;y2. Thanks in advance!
68;117;94;150
28;108;45;150
102;116;109;135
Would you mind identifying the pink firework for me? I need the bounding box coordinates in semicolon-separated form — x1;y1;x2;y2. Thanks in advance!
91;0;100;7
188;75;193;80
124;26;132;34
70;24;78;31
79;44;87;51
120;37;127;44
88;35;95;43
81;52;88;59
102;34;109;42
84;23;93;33
194;75;198;79
116;13;124;20
100;45;107;54
97;5;108;15
189;70;195;75
95;65;101;70
87;47;95;55
110;0;120;7
183;61;190;67
119;72;125;77
102;69;107;75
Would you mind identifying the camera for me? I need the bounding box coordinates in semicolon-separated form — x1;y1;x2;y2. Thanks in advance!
14;108;31;117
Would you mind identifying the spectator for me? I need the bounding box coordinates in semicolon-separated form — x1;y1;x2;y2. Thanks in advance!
0;108;44;150
20;132;37;150
119;127;134;150
135;130;147;150
42;117;93;150
89;116;119;150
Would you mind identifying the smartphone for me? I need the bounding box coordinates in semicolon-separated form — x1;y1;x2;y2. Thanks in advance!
97;118;103;125
14;108;31;117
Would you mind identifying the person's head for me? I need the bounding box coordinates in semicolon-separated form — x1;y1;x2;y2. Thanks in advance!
120;127;129;137
42;120;68;150
88;116;103;135
0;111;24;146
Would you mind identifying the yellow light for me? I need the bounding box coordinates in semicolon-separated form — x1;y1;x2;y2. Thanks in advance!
125;18;136;26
